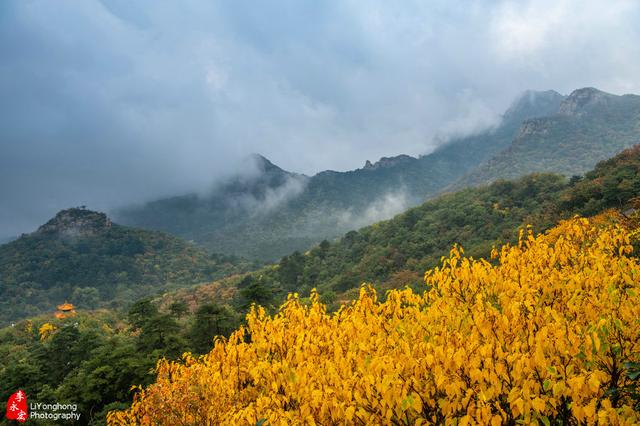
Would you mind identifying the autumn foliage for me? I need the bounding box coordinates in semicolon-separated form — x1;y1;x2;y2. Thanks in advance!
108;217;640;425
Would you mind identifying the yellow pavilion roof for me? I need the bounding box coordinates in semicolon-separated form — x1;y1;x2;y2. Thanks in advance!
57;302;75;311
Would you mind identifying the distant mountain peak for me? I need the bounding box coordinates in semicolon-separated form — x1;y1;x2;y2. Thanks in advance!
521;89;564;101
503;89;565;122
248;153;283;174
36;208;112;237
559;87;614;116
362;154;416;170
568;87;609;97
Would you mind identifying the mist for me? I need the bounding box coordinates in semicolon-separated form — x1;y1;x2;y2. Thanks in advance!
335;192;411;232
2;0;640;238
231;175;309;216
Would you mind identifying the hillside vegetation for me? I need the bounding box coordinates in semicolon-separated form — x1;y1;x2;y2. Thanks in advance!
0;303;241;426
109;216;640;425
0;208;252;325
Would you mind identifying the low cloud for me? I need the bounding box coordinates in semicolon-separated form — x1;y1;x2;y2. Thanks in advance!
2;0;640;237
335;191;411;231
230;175;308;216
436;90;502;141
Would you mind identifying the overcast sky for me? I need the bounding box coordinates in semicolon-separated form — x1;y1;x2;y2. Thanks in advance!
1;0;640;238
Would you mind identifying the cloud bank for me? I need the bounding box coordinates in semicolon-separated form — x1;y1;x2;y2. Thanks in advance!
336;191;411;232
1;0;640;237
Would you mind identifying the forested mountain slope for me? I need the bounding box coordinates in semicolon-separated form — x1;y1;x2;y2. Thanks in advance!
452;88;640;189
0;208;250;325
206;145;640;312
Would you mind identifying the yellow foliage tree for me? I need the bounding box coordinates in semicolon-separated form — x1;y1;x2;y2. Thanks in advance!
38;322;57;341
108;217;640;425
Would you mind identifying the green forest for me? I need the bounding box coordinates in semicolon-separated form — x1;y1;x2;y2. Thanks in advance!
0;209;255;326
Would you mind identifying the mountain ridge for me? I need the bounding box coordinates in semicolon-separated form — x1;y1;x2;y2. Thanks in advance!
115;89;565;261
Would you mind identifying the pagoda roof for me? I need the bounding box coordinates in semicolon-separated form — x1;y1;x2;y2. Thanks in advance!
57;302;75;311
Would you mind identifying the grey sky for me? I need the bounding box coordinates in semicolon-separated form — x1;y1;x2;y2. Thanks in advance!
1;0;640;238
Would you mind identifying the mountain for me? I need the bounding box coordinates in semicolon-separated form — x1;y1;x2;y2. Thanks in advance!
0;208;251;325
115;154;308;243
115;155;313;261
451;88;640;189
116;90;565;261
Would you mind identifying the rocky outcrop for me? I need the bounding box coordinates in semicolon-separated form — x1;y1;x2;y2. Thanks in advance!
362;155;416;170
36;208;112;237
558;87;614;116
515;118;552;139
